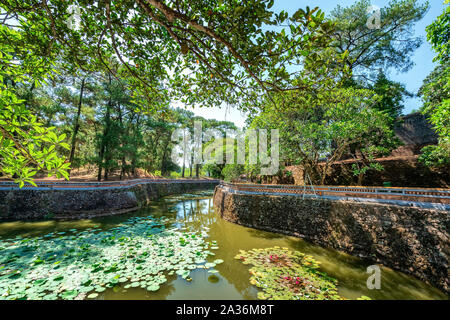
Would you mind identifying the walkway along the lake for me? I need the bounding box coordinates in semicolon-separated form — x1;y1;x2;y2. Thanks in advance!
213;182;449;294
0;179;220;220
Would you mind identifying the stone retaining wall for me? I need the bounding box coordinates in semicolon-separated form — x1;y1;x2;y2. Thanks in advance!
213;185;449;293
0;180;218;220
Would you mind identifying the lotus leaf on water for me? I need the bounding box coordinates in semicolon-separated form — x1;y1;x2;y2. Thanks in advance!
0;215;218;300
235;247;370;300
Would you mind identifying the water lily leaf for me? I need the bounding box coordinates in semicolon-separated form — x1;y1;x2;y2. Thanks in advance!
80;286;95;293
33;279;47;286
60;290;78;300
0;205;219;301
236;247;348;301
147;284;160;292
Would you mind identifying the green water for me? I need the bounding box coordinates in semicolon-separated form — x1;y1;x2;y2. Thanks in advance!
0;191;446;300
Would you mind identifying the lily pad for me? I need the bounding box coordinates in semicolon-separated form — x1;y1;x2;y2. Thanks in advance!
147;284;160;292
0;214;220;300
235;247;369;301
60;290;78;300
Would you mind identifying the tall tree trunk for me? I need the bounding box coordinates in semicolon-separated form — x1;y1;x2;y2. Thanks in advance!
97;145;104;181
320;161;330;186
182;159;185;178
130;114;140;177
189;153;193;177
161;149;168;176
97;118;109;182
181;130;186;178
357;172;364;186
160;135;171;176
98;75;112;181
195;164;199;178
68;77;86;177
117;103;126;180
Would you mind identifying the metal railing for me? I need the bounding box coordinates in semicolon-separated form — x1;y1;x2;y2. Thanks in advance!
219;182;450;206
0;179;220;191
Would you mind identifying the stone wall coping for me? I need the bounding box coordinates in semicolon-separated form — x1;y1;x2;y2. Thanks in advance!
221;185;450;211
222;182;450;194
0;179;220;191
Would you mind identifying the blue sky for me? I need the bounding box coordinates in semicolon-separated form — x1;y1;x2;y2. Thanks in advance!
188;0;446;128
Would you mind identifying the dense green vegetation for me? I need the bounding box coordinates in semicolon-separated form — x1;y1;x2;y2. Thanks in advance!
419;1;449;167
0;0;338;183
15;69;238;180
0;0;447;185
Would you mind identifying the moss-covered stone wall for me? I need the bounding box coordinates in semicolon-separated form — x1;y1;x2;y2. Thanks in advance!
0;180;219;220
213;185;449;293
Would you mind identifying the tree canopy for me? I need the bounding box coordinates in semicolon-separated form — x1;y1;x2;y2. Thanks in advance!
419;1;449;167
0;0;442;186
369;70;412;123
328;0;427;126
0;0;351;183
0;0;344;108
248;87;397;184
330;0;429;79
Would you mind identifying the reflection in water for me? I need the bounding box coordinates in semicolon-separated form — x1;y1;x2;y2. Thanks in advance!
0;191;446;300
